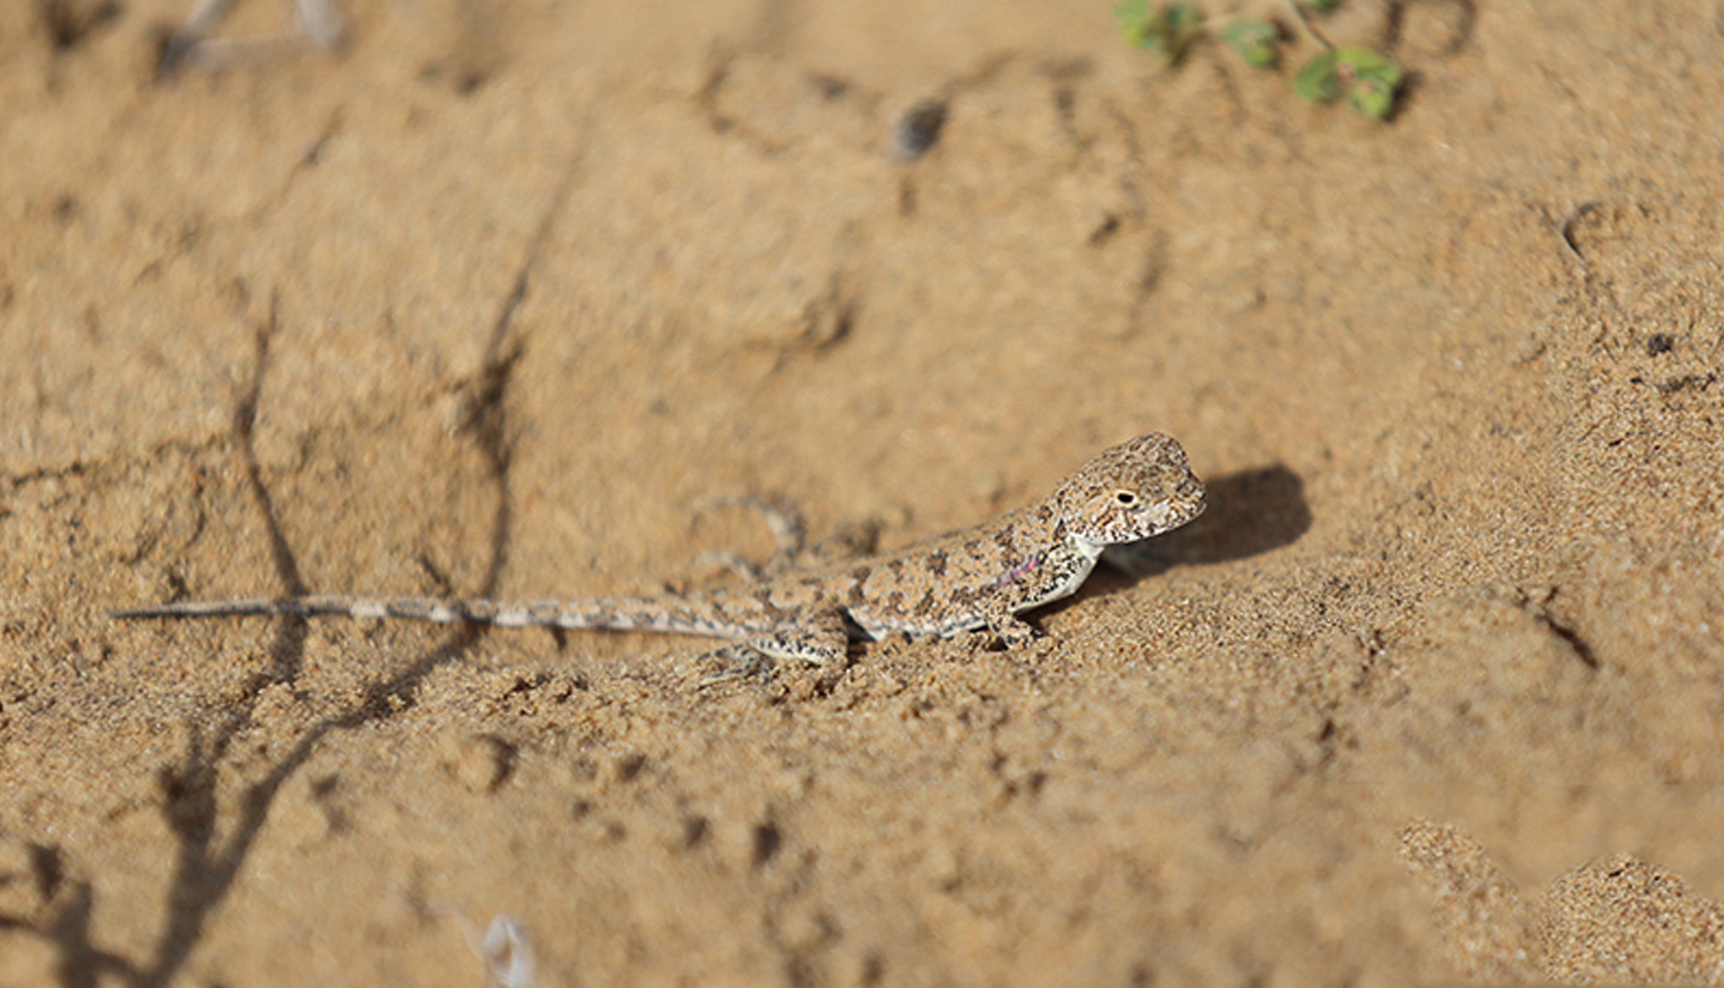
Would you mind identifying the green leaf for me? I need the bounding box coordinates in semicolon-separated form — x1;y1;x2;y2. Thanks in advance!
1116;0;1204;66
1164;1;1204;38
1335;45;1402;80
1154;2;1205;66
1303;0;1341;12
1113;0;1154;47
1221;17;1279;69
1348;76;1397;119
1335;46;1404;119
1293;49;1343;103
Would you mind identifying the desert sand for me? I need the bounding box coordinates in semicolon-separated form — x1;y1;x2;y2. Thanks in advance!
1;0;1721;984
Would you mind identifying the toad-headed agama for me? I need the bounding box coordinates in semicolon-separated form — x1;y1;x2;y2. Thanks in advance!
116;433;1205;676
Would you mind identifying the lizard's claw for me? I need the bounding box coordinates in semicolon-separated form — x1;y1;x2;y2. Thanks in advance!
986;616;1041;650
696;645;775;687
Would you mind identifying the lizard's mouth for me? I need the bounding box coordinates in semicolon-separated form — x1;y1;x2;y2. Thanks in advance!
1155;492;1206;533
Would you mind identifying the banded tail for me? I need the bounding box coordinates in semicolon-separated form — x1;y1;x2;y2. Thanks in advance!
112;593;757;641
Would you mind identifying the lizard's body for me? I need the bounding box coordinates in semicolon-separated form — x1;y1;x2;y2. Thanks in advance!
117;433;1205;671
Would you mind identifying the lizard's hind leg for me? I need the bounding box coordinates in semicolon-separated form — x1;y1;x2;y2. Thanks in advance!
696;610;849;686
697;645;776;687
695;495;809;582
748;609;848;667
695;496;882;583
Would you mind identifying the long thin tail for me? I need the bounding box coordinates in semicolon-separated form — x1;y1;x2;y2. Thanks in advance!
112;593;751;639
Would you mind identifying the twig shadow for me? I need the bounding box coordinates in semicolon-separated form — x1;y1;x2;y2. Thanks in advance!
47;267;534;986
40;127;587;987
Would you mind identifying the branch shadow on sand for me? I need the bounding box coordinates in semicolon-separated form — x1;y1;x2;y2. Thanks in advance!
42;284;525;987
34;140;590;988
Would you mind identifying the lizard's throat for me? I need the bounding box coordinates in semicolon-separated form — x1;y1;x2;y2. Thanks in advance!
1051;517;1108;562
1070;534;1108;561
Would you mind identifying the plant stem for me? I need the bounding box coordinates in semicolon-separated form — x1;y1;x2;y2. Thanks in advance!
1280;0;1332;49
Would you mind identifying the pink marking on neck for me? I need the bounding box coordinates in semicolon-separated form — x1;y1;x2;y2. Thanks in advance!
992;556;1038;589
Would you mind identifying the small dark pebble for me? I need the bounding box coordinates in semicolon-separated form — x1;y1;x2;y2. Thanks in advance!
892;99;948;161
1645;333;1674;356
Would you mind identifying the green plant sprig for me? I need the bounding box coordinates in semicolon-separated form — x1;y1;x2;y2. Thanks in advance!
1114;0;1405;120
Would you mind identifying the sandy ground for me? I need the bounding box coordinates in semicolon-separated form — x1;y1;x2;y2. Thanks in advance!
2;0;1721;984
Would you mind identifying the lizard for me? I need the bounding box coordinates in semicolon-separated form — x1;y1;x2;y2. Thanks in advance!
115;432;1206;676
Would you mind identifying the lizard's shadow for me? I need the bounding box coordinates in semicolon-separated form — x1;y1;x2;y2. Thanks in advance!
1074;463;1311;597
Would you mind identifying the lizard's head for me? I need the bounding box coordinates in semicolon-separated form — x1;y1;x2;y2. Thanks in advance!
1053;432;1206;552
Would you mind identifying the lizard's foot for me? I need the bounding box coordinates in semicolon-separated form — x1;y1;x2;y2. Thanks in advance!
749;612;848;667
698;612;848;686
800;519;883;568
697;495;807;573
696;645;775;687
692;550;769;584
695;496;881;579
986;615;1042;650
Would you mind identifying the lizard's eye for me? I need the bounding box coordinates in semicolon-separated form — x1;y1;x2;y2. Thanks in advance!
1114;490;1138;506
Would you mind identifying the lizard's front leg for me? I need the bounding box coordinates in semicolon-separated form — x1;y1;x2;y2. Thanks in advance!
973;543;1097;649
983;611;1041;649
